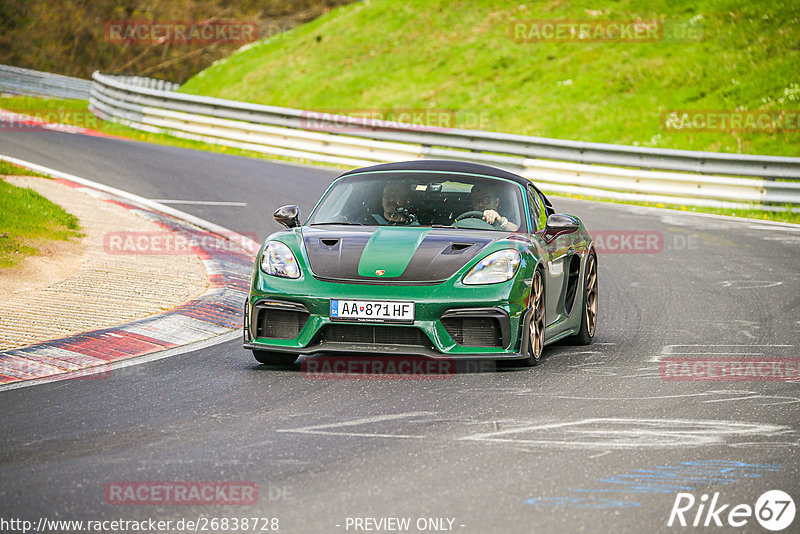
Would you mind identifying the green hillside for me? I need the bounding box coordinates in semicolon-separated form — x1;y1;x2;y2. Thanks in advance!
180;0;800;157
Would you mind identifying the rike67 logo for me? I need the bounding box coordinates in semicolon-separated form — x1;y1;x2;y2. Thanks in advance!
668;490;795;531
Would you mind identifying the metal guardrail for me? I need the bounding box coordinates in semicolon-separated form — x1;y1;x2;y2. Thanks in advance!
86;71;800;210
110;75;180;92
0;65;91;100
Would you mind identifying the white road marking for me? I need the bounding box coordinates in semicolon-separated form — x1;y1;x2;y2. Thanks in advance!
702;394;800;405
546;393;715;401
718;280;783;289
729;442;800;448
532;390;800;406
747;224;800;231
276;412;435;439
665;352;770;355
270;411;799;450
458;418;791;449
150;199;247;206
619;373;663;379
650;344;793;363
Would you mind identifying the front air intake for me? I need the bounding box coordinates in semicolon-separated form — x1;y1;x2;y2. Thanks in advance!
320;324;433;347
255;307;309;339
441;316;503;347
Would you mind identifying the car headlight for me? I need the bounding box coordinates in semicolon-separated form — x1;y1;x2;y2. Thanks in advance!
462;249;520;285
260;241;301;279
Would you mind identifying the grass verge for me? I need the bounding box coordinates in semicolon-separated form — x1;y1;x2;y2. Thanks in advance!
0;161;83;268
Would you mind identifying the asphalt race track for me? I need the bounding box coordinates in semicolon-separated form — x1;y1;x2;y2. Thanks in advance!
1;126;799;533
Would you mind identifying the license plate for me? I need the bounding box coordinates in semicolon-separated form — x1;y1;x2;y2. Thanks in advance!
330;299;414;323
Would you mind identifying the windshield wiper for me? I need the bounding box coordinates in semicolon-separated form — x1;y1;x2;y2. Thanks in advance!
431;224;457;229
309;222;365;226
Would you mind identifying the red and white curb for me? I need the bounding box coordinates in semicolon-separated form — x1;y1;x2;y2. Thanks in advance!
0;155;258;388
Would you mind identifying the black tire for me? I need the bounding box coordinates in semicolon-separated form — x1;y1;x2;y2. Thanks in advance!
567;252;597;345
252;350;298;366
508;269;545;367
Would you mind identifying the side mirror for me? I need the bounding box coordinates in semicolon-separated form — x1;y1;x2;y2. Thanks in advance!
274;205;300;228
545;214;579;234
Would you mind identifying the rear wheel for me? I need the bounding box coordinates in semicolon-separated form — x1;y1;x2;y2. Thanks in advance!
509;269;545;367
568;252;597;345
252;350;298;366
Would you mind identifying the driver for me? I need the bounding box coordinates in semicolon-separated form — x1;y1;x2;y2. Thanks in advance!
470;183;518;231
372;182;418;225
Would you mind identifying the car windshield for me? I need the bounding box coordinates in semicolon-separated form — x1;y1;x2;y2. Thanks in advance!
307;171;527;232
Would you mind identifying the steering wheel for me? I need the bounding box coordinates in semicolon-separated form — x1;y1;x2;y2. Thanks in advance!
394;206;418;225
454;210;503;229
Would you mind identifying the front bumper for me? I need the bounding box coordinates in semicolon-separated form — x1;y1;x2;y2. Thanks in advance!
244;273;530;360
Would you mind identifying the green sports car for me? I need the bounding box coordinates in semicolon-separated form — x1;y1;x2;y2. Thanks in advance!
244;160;597;367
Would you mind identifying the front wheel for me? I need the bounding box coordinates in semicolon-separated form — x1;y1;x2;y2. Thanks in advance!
509;269;545;367
252;350;298;366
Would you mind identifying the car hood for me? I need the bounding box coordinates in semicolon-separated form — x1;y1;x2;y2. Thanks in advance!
301;226;502;283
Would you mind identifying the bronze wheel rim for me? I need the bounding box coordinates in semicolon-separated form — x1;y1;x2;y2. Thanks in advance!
585;254;598;338
529;270;545;360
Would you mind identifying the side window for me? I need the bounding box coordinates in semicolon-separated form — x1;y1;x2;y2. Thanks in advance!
539;191;553;216
527;185;547;231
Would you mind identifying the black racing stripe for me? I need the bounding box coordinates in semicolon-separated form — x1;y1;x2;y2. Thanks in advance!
303;227;371;280
302;227;501;283
393;232;495;281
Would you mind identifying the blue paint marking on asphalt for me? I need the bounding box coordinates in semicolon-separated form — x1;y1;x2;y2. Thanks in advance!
526;461;784;509
525;497;642;509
